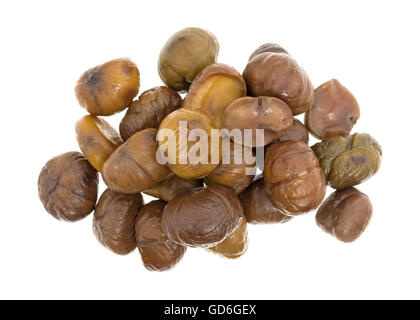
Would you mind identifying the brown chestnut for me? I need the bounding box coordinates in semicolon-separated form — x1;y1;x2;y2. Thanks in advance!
102;128;171;194
75;115;123;171
239;176;292;224
248;43;289;61
93;189;144;255
264;141;326;215
316;188;373;243
119;86;182;141
38;152;98;222
243;52;314;115
183;63;247;129
272;118;309;144
222;96;293;147
75;58;140;116
305;79;360;139
135;200;186;271
161;185;244;248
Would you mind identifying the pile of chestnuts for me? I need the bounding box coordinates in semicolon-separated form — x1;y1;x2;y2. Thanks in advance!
38;27;382;272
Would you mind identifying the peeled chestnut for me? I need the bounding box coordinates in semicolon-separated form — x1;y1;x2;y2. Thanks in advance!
239;176;292;224
222;96;293;147
316;188;373;243
93;189;144;255
144;174;203;202
306;79;360;139
243;52;314;115
209;217;248;259
38;152;98;222
119;86;182;141
75;58;140;116
183;63;247;129
75;115;123;171
248;43;289;61
264;141;326;215
272;118;309;144
135;200;186;271
161;185;243;248
312;133;382;189
158;27;219;92
157;108;221;179
102;128;171;194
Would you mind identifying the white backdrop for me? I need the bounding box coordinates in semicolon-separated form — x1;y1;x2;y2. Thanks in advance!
0;0;419;299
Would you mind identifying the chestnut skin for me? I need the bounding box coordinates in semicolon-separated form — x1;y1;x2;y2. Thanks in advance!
75;115;123;171
102;128;171;194
93;189;144;255
38;151;98;222
161;185;244;248
306;79;360;139
75;58;140;116
312;133;382;190
157;108;221;179
119;86;182;141
272;118;309;144
222;96;293;147
264;141;327;216
204;141;255;194
158;27;219;92
144;174;203;202
239;176;292;224
135;200;186;271
248;43;289;61
316;188;373;243
209;217;248;259
243;52;314;115
183;63;247;129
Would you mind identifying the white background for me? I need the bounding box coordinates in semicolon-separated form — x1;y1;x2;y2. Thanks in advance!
0;0;419;300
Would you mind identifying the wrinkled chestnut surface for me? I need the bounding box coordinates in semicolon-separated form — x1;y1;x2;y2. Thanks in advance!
240;176;292;224
209;216;248;259
204;141;255;194
119;86;182;141
183;63;246;128
312;133;382;190
75;115;123;171
243;52;314;115
102;128;171;194
75;58;140;116
306;79;360;139
248;43;289;61
316;187;372;243
144;174;203;202
38;152;98;222
158;27;219;92
223;96;293;147
93;189;144;255
161;185;243;248
157;108;221;179
135;200;186;271
264;141;326;215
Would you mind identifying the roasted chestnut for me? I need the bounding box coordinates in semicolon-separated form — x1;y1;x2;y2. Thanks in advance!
248;43;289;61
93;189;144;255
264;141;326;215
158;27;219;92
38;152;98;222
312;133;382;189
75;58;140;116
135;200;186;271
161;185;243;248
305;79;360;139
272;118;309;144
119;86;182;141
316;187;373;243
102;128;171;194
243;52;314;115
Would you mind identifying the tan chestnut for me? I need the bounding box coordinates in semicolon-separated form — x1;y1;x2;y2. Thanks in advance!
306;79;360;139
222;96;293;147
183;63;247;129
75;115;123;171
75;58;140;116
249;43;289;61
